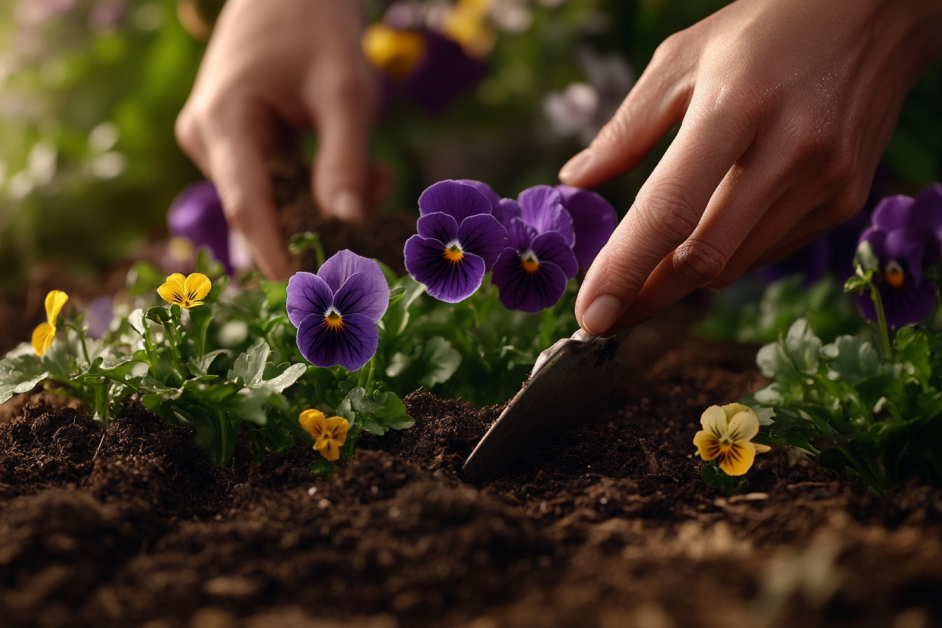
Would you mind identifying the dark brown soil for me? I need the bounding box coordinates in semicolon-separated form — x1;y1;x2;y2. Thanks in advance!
2;310;941;628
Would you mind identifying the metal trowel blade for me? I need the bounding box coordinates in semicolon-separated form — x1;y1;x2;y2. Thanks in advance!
462;327;631;484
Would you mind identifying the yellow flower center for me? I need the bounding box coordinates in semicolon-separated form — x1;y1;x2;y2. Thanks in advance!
323;310;344;331
521;253;539;274
443;244;464;264
885;261;905;288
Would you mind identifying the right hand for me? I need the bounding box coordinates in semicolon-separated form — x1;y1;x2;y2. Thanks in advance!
176;0;379;280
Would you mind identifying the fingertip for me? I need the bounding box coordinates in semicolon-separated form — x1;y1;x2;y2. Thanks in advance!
559;150;595;186
579;294;623;336
331;190;366;222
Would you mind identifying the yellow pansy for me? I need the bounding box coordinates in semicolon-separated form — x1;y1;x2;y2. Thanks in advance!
693;403;772;476
362;23;426;79
157;272;211;309
299;409;350;462
31;290;69;356
442;0;495;57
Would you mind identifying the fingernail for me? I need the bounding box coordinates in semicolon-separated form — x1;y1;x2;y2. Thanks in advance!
581;294;622;336
332;191;363;222
559;150;594;184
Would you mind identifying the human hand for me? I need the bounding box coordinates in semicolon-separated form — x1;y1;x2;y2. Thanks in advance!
176;0;382;280
560;0;942;335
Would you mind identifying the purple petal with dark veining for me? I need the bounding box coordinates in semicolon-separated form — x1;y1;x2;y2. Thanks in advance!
883;228;927;283
456;213;506;269
296;311;379;371
417;212;460;244
518;185;574;245
556;185;617;266
332;268;390;323
491;248;569;313
418;180;493;223
457;179;500;210
531;231;579;279
506;217;537;251
404;235;486;302
286;272;333;328
318;250;386;294
493;198;521;227
855;278;937;329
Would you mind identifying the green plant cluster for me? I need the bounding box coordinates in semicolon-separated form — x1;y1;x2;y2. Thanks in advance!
746;317;942;493
0;250;576;468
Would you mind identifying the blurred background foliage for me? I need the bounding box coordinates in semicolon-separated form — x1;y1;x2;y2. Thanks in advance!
0;0;940;328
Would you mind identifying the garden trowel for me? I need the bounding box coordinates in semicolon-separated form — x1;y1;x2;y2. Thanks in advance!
462;327;631;483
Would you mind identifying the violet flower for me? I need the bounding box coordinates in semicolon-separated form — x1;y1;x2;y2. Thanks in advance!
491;186;579;313
167;181;232;274
855;183;942;328
404;180;507;303
555;185;617;266
287;250;390;371
403;32;488;116
85;295;114;340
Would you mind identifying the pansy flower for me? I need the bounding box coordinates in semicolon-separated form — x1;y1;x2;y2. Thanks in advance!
693;403;771;476
362;23;426;80
31;290;69;356
299;409;349;461
158;273;212;309
287;250;389;371
404;180;507;303
855;183;942;328
167;181;233;274
555;185;617;267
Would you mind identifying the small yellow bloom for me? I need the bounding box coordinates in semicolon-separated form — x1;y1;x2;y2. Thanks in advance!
31;290;69;356
299;409;350;462
157;272;211;309
442;0;496;57
693;403;772;476
362;23;426;79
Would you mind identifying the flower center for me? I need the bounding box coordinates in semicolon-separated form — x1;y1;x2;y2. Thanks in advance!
520;251;540;274
443;242;464;263
885;260;905;288
323;309;344;331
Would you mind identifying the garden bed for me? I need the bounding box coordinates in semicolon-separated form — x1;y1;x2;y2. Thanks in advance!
2;304;941;628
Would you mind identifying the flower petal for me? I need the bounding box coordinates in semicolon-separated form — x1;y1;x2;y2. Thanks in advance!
754;443;772;454
325;415;350;441
883;228;927;283
317;249;386;294
718;441;756;476
31;322;56;356
315;435;342;461
417;212;460;243
183;273;212;302
491;248;568;313
857;276;937;329
158;274;187;305
699;405;728;437
721;403;754;423
506;217;538;251
693;430;721;461
872;195;916;232
44;290;69;327
493;198;521;227
518;185;574;245
333;268;390;323
286;272;334;328
727;411;760;443
456;179;500;210
167;181;232;274
299;409;327;439
456;213;507;270
418;180;493;223
404;235;486;302
296;311;380;372
530;231;579;280
556;185;617;266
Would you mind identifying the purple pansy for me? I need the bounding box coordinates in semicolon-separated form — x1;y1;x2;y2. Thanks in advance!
855;183;942;328
168;181;232;274
85;295;114;340
491;185;616;312
491;186;579;313
404;32;488;116
287;250;390;371
404;180;507;303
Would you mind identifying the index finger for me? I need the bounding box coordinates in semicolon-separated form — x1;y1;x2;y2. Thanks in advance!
575;105;754;335
202;104;293;281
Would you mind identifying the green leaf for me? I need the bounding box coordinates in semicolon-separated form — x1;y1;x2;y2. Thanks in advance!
228;387;271;425
188;349;229;377
145;306;172;325
261;363;307;393
385;352;411;378
345;387;413;434
854;241;880;273
784;318;821;374
825;335;880;384
843;275;870;293
0;355;49;404
228;343;270;386
756;343;797;381
418;336;462;389
126;261;165;297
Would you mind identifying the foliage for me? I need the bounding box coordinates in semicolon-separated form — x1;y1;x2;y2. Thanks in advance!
745;317;942;493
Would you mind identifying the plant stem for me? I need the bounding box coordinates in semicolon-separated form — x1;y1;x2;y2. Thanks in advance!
869;284;893;360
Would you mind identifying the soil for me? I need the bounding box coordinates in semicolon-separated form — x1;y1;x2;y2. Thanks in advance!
2;308;942;628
